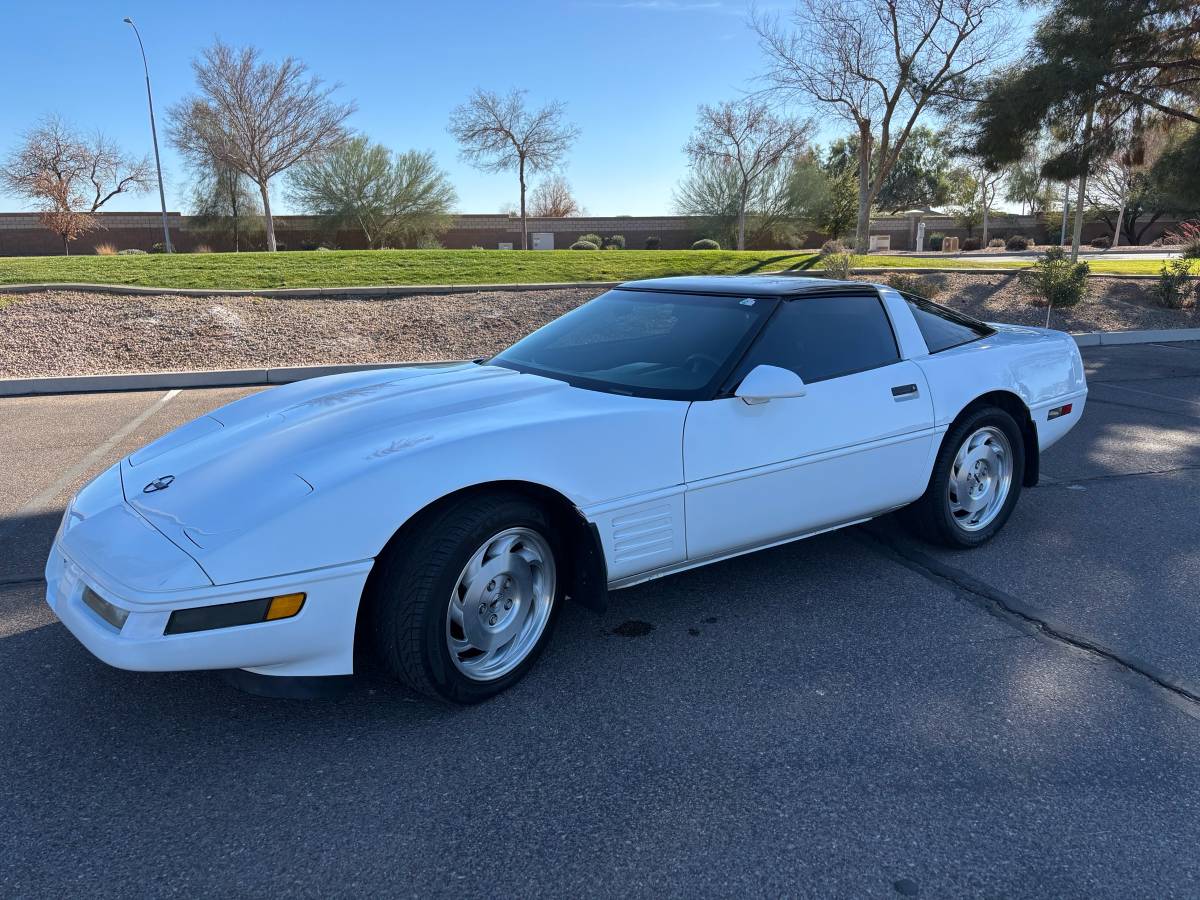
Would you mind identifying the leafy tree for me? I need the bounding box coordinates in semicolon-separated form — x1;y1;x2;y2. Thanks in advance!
287;136;457;248
683;98;809;250
966;0;1200;259
813;169;859;241
169;40;355;252
1;117;151;254
824;127;957;212
448;88;579;250
189;158;263;251
754;0;1013;252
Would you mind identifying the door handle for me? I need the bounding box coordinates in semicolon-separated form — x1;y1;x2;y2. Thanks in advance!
891;383;919;400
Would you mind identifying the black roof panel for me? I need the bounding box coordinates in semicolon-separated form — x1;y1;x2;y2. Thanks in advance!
617;274;866;297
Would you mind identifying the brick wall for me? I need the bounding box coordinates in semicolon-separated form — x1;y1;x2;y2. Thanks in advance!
0;211;1184;256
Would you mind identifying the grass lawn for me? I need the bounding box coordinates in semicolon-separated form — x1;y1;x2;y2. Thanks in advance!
0;248;1191;291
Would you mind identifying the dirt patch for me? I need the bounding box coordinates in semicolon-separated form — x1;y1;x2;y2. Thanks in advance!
0;276;1194;379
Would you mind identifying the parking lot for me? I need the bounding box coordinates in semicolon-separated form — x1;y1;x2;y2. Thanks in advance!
3;341;1200;898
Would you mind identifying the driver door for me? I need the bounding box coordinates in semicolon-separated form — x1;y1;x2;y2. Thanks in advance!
683;293;936;559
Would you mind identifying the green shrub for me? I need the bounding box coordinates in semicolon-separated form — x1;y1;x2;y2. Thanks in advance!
570;240;599;250
644;235;661;250
149;242;166;254
928;233;944;251
1005;234;1030;251
886;273;945;298
820;239;846;256
1090;234;1112;249
1021;247;1089;308
1151;259;1195;309
821;251;855;280
961;237;982;251
691;238;720;250
578;232;604;249
603;234;626;250
988;238;1005;248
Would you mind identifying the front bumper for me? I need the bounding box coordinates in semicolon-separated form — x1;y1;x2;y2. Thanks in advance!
46;540;372;678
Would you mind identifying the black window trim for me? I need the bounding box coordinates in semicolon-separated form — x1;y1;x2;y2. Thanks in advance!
717;288;903;397
899;291;996;355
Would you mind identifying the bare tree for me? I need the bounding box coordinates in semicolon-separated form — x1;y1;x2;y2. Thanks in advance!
754;0;1013;252
1;117;152;254
168;40;355;251
684;99;809;250
448;89;579;249
528;174;583;217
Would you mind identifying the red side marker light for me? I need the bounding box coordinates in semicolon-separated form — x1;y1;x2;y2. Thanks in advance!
1047;403;1073;420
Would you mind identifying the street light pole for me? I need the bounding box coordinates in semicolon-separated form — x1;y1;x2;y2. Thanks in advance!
123;17;173;253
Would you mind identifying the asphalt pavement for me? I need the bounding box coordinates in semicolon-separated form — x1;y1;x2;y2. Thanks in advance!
2;343;1200;898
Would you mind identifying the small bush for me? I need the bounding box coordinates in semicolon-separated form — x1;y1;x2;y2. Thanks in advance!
117;248;147;255
961;237;982;252
820;239;846;256
415;237;443;249
274;241;288;251
821;251;855;280
691;238;720;250
470;245;485;251
886;273;945;298
1164;221;1200;258
192;244;213;254
928;233;944;251
1090;234;1112;249
1005;234;1030;251
1021;247;1089;309
578;232;604;249
94;243;117;256
1151;259;1195;309
149;242;166;254
644;235;661;250
299;240;322;251
603;234;625;250
988;238;1005;249
570;240;599;250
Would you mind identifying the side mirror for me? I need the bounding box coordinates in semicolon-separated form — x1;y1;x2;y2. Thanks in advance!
734;365;807;405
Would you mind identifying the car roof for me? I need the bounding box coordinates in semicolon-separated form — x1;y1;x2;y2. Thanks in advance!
617;274;874;297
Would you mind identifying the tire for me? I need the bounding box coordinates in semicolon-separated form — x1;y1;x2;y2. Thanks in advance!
903;405;1025;549
365;492;564;703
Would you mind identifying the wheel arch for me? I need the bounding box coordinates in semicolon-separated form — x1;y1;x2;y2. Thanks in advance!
353;479;608;669
947;390;1039;487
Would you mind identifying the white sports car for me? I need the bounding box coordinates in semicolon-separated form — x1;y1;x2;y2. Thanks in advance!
46;276;1087;702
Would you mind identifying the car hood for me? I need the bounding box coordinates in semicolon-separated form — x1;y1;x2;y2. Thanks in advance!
122;362;688;583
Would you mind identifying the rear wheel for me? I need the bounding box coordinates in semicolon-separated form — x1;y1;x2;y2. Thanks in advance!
366;493;562;703
903;406;1025;548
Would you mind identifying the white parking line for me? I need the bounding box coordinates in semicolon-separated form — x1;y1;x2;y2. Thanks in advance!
1097;381;1200;408
0;389;180;542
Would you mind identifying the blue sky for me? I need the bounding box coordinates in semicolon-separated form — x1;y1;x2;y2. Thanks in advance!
0;0;1031;216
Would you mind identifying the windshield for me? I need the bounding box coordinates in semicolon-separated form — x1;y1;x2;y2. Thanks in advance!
490;289;775;400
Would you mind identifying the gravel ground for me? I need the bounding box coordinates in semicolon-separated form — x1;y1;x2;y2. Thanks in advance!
0;275;1195;377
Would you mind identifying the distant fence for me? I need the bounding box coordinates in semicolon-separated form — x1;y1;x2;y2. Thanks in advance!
0;210;1183;256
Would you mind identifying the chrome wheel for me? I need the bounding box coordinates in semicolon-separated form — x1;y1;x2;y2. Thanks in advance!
445;527;556;682
948;426;1013;532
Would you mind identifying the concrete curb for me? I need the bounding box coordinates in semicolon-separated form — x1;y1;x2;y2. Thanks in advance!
0;281;624;299
5;327;1200;397
0;360;470;398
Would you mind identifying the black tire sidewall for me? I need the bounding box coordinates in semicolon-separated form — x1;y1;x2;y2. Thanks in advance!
929;408;1025;547
415;499;565;704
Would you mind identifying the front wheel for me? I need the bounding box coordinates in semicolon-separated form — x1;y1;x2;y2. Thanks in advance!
903;406;1025;548
365;493;563;703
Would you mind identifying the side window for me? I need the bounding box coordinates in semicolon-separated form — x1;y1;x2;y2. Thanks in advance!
904;294;994;353
733;294;900;386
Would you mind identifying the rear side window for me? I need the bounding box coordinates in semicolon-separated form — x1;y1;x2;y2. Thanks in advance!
731;293;900;386
904;294;994;353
